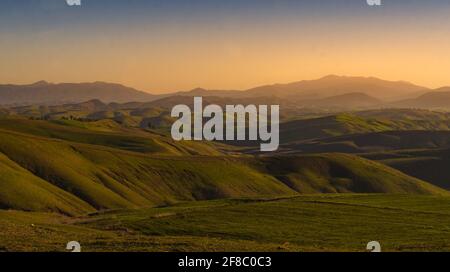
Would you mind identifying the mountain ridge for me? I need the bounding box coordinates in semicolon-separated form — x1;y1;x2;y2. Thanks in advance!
0;81;159;106
2;75;449;109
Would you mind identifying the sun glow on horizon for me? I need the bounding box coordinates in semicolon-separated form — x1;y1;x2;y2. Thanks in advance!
1;0;450;93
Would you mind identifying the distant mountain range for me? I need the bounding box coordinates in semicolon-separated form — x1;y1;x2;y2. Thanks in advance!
0;81;157;105
172;75;429;100
1;75;450;109
243;75;428;100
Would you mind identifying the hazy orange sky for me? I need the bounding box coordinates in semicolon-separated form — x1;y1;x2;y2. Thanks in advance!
1;0;450;93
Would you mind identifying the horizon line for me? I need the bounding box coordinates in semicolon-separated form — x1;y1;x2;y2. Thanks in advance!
1;74;444;95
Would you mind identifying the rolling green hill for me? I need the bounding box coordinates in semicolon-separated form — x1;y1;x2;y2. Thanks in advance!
0;119;446;216
0;117;222;156
363;148;450;190
280;111;450;144
0;128;292;214
0;152;94;215
258;154;446;195
283;131;450;154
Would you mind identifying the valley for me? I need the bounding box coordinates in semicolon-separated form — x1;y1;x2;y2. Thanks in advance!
1;76;450;252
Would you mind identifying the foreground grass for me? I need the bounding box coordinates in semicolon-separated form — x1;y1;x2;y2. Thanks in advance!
2;194;450;252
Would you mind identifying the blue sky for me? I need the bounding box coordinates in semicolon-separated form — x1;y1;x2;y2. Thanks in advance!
3;0;447;38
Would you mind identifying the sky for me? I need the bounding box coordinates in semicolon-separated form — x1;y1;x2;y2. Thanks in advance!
1;0;450;93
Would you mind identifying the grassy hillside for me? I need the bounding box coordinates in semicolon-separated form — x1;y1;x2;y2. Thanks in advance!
258;154;447;195
0;123;446;216
280;111;450;144
0;153;94;215
283;131;450;154
363;148;450;190
0;128;295;214
0;118;222;156
355;108;450;121
3;195;450;252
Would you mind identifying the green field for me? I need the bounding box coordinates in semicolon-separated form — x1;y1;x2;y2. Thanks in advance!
2;195;450;252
